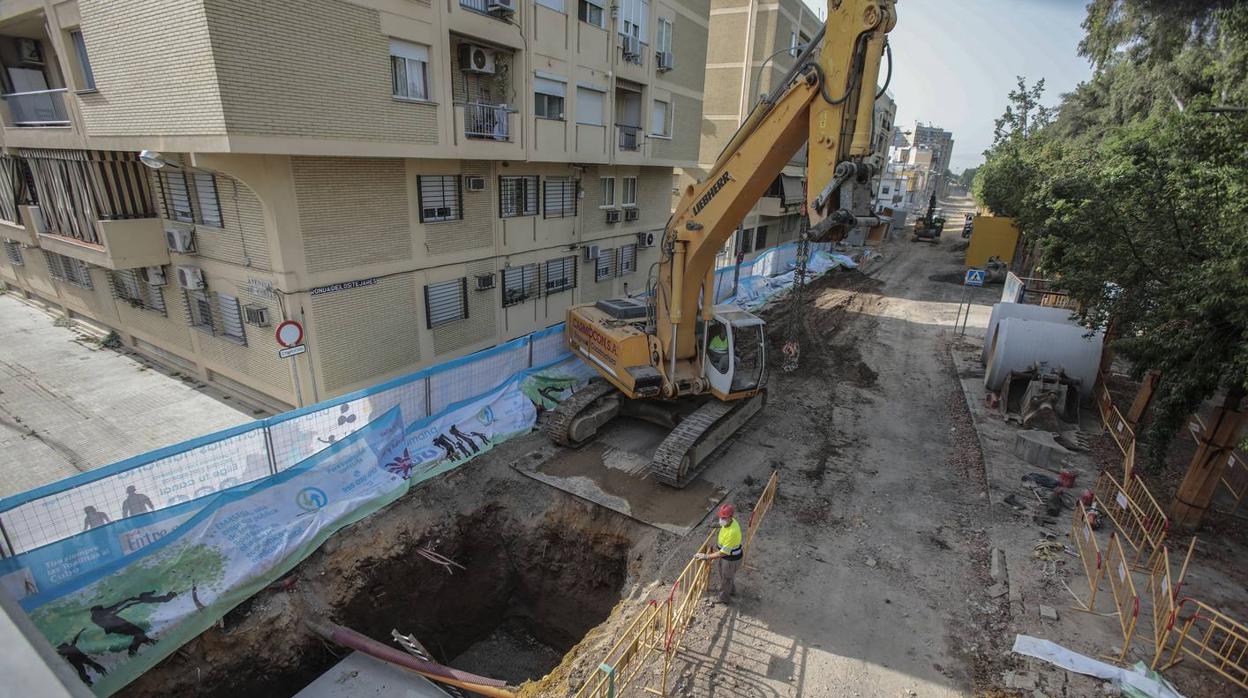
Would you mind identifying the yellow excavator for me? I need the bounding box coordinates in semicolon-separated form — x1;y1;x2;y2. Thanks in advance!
545;0;898;486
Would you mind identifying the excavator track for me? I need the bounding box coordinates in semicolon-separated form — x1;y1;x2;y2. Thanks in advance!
542;379;618;447
650;391;766;488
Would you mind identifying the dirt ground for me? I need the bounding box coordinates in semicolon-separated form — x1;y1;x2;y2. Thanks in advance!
121;196;1246;698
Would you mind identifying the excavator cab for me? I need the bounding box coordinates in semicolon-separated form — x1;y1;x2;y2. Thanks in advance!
701;307;767;398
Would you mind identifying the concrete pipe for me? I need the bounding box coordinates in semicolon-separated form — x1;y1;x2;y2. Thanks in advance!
984;318;1103;398
980;303;1079;365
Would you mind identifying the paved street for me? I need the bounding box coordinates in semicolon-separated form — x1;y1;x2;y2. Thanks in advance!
0;293;257;498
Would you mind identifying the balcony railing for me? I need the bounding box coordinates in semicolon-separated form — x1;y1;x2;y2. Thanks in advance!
617;124;641;151
460;0;515;15
463;102;512;141
1;88;70;127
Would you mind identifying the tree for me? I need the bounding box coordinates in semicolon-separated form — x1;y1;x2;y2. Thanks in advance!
956;167;978;191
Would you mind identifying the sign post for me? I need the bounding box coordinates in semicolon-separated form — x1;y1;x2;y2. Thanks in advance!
964;268;986;287
955;269;987;335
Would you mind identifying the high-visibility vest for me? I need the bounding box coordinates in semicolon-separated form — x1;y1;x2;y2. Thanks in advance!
718;518;743;558
709;335;729;353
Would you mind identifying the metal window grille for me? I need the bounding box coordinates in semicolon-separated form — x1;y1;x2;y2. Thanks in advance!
619;243;637;275
43;251;92;289
544;255;577;294
108;268;166;314
185;289;215;332
3;240;23;266
622;176;637;206
501;264;539;307
425;278;468;328
159;170;195;223
192;172;222;228
418;175;462;223
217;292;246;343
499;175;538;218
544;177;577;219
595;247;616;281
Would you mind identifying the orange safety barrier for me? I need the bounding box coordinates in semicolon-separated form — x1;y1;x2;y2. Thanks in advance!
1092;470;1168;570
574;473;780;698
1103;533;1141;662
1069;500;1104;610
1097;381;1135;457
1146;540;1196;669
1156;597;1248;690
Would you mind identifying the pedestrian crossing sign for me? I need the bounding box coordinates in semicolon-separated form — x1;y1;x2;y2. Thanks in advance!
964;268;986;287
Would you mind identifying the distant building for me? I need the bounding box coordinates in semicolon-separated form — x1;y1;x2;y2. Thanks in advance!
912;122;955;197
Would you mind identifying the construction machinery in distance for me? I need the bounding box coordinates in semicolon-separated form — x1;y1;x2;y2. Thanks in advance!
544;0;898;487
912;193;945;243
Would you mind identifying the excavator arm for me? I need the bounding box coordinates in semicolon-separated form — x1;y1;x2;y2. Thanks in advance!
655;0;897;372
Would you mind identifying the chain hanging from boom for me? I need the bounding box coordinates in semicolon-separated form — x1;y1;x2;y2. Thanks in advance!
781;219;812;373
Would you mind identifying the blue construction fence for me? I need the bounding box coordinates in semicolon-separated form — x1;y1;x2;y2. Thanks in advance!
0;238;861;566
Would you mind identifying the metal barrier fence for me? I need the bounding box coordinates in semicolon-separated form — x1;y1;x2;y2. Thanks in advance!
1156;597;1248;689
574;473;780;698
1092;469;1168;571
1146;540;1195;669
1070;500;1103;610
1104;533;1141;662
1096;381;1135;458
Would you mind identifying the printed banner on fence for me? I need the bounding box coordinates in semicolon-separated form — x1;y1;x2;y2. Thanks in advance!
21;407;409;695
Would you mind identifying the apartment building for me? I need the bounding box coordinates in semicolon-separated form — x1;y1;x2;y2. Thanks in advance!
0;0;710;409
912;121;954;197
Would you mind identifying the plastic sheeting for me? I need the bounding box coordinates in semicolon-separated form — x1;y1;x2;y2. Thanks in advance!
1011;635;1184;698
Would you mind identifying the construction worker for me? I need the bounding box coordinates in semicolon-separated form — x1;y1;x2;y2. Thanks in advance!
695;503;743;603
707;325;730;373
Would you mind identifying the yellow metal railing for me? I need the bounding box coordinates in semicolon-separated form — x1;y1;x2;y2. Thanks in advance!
1092;469;1168;571
1156;598;1248;690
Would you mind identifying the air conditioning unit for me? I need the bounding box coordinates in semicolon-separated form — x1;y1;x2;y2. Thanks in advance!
624;208;639;222
637;231;656;248
582;244;600;261
465;176;487;192
145;266;167;286
488;0;516;14
175;265;204;290
474;273;496;291
622;36;640;60
656;51;673;71
243;305;270;327
605;209;622;224
458;44;496;75
165;226;196;254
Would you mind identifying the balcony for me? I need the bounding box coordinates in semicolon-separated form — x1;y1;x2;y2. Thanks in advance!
1;88;70;127
617;124;642;152
459;0;516;19
0;204;41;246
37;217;169;270
463;102;513;141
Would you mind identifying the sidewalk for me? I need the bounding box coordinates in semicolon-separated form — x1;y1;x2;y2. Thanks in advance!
0;293;255;498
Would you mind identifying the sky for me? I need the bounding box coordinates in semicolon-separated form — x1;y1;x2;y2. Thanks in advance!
800;0;1095;172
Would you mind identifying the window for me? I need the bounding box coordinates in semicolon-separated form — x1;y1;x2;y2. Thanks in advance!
545;256;577;294
650;99;671;137
544;177;577;218
534;77;566;119
576;86;605;126
192;172;222;228
157;170;220;226
619;243;637;275
656;18;673;55
618;0;649;42
390;39;430;101
622;176;637;207
789;31;798;57
218;292;246;343
536;0;565;10
70;30;95;90
501;264;540;307
499;175;538;217
158;171;194;223
600;177;615;207
881;186;890;195
418;175;462;222
186;290;215;332
754;225;768;250
578;0;605;28
109;268;166;314
3;240;22;266
738;228;754;255
44;251;92;288
425;278;468;328
595;247;616;281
